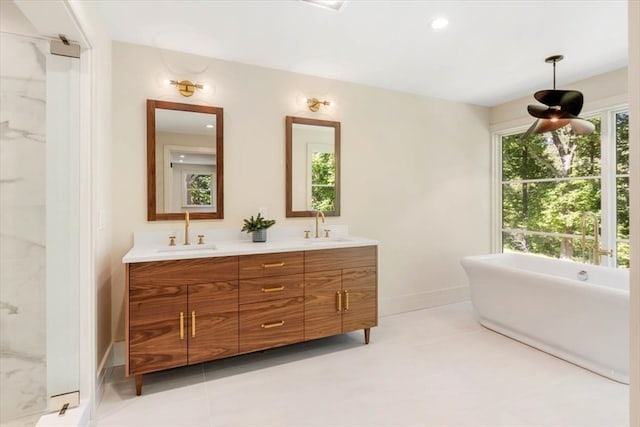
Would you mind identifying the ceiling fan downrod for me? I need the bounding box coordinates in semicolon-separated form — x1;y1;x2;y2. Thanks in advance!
545;55;563;91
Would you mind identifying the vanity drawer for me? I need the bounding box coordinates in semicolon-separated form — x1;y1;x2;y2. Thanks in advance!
239;251;303;279
239;297;304;353
129;256;239;285
239;274;303;305
305;246;377;273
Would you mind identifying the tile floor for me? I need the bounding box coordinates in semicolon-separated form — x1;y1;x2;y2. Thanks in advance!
94;302;629;427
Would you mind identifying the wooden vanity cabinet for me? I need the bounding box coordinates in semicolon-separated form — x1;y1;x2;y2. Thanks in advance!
125;244;378;395
126;256;239;395
304;246;377;343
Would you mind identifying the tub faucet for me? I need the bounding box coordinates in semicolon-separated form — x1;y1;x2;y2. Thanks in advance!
184;211;190;245
580;212;611;264
314;210;325;238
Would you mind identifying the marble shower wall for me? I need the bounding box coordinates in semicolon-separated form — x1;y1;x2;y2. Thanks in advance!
0;32;47;423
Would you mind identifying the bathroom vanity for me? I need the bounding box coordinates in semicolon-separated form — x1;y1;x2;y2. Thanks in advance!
123;230;378;395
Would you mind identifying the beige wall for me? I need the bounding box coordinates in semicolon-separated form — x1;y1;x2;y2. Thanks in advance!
111;41;491;342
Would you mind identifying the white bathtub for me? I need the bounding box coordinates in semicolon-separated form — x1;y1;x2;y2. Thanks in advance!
461;252;629;384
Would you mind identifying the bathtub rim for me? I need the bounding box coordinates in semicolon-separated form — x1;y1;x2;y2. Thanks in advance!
461;252;630;295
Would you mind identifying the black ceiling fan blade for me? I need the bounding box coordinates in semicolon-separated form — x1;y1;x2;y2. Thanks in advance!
527;104;576;119
527;104;551;118
569;118;595;135
534;90;584;115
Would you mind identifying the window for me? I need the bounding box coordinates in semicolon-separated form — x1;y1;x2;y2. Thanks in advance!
183;172;214;208
496;106;629;268
310;151;336;211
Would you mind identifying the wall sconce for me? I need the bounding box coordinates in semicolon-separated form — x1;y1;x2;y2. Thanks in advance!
169;79;203;97
307;97;331;112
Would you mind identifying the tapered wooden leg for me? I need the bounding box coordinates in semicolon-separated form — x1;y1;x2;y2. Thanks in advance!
364;328;371;344
135;374;143;396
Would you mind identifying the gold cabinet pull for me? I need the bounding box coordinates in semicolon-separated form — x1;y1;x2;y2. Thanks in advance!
261;261;285;269
336;291;342;312
261;285;285;293
191;310;196;337
261;320;285;329
179;312;185;340
344;290;349;311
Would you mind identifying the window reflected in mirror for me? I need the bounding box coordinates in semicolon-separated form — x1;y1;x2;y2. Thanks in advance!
147;100;223;221
286;116;340;217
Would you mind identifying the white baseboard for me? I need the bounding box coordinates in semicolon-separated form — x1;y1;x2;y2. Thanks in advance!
110;341;125;367
95;342;113;410
379;285;470;317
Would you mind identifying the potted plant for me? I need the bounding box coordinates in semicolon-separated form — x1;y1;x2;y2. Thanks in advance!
241;212;276;242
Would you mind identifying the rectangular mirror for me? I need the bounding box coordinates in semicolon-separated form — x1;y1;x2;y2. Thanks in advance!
147;99;224;220
286;116;340;217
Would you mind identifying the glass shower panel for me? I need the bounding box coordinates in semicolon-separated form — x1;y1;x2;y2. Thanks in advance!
46;52;80;401
0;32;48;423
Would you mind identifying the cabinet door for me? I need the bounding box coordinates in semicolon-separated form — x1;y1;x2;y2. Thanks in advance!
188;281;239;364
341;267;377;333
129;284;188;375
304;270;342;340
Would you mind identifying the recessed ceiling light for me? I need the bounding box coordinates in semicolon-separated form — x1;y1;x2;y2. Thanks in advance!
430;17;449;30
301;0;346;11
205;124;214;128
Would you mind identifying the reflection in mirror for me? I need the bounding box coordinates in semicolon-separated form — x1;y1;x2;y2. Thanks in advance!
286;116;340;217
147;100;223;221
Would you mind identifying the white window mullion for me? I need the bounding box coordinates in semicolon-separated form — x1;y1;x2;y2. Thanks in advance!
491;132;503;253
600;111;616;267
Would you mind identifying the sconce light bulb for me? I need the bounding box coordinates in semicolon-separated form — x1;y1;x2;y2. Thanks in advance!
163;79;172;86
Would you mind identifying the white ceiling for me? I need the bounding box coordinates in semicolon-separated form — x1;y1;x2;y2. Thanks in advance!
95;0;628;107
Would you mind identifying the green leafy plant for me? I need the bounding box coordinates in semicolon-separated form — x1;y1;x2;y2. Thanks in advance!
241;213;276;233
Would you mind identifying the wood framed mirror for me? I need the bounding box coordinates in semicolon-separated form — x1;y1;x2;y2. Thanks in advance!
286;116;340;217
147;99;224;221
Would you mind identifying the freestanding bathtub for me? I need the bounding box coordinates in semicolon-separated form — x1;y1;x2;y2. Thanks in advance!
461;252;629;384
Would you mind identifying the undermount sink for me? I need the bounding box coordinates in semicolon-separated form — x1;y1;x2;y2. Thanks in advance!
304;237;353;244
157;243;217;253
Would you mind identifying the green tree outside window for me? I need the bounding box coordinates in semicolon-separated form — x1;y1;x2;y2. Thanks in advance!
186;173;213;206
311;152;335;211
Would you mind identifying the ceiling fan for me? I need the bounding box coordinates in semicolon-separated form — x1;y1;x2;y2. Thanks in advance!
524;55;595;137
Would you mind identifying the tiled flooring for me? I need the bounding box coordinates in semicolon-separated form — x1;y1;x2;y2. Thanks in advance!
94;302;629;427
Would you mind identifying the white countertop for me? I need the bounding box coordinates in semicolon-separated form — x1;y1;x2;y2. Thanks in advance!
122;225;378;263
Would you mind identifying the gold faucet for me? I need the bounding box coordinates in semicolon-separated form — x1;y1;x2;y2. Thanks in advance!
184;211;190;245
314;210;325;238
580;212;612;264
